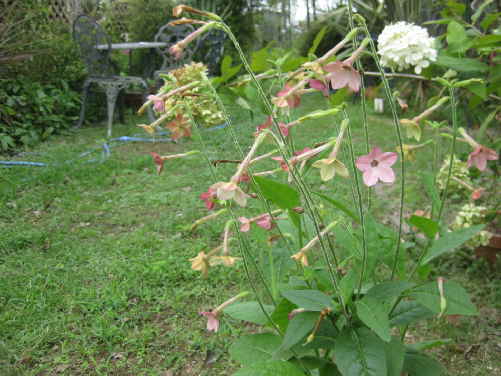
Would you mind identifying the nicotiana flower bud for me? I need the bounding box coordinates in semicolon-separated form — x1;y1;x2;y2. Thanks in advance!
377;21;437;74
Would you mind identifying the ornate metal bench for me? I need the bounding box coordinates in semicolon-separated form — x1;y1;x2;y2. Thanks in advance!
73;15;153;137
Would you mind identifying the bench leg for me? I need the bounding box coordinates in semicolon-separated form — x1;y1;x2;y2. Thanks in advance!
75;79;92;129
105;84;121;138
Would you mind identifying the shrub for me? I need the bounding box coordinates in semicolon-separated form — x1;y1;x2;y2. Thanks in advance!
0;79;80;153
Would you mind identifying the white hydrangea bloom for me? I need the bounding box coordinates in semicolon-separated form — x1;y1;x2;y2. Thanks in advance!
377;21;437;74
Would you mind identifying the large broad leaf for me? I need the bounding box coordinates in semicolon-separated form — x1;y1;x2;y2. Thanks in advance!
389;301;435;327
409;280;477;316
384;337;405;376
402;351;446;376
280;311;319;351
446;21;471;54
436;54;489;73
233;360;306;376
254;176;301;209
408;216;439;239
355;297;391;342
422;224;485;264
250;47;271;73
335;327;387;376
229;333;284;366
223;301;274;325
465;82;487;100
281;289;334;311
365;281;415;303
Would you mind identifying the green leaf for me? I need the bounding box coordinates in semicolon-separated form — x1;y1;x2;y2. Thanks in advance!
472;34;501;48
309;26;328;56
408;215;439;239
223;301;274;325
446;21;470;54
481;12;501;30
406;338;452;351
254;176;301;209
312;192;359;222
236;97;252;111
281;289;334;311
409;280;477;316
320;362;343;376
355;297;391;342
465;82;487;99
251;47;271;73
335;327;387;376
221;55;233;75
422;224;485;264
233;360;306;376
280;311;318;350
385;337;405;376
402;351;446;376
229;333;284;366
339;269;358;304
436;54;489;73
271;298;296;332
390;301;435;326
365;281;415;303
330;87;351;106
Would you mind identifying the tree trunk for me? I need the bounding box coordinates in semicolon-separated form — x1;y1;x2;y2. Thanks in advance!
306;0;310;29
312;0;317;20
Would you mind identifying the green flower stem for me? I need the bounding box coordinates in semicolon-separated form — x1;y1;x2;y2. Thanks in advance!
346;0;371;209
437;87;459;222
343;109;368;293
219;22;350;320
357;18;406;281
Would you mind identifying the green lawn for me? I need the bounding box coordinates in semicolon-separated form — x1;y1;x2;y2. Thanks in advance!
0;94;499;375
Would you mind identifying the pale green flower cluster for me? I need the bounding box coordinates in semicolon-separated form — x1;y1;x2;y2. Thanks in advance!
436;155;471;191
451;203;492;249
160;62;225;127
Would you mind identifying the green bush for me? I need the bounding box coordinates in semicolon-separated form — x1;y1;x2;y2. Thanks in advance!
0;79;80;153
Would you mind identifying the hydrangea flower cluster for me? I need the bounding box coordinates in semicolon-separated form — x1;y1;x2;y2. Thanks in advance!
377;21;437;74
451;203;492;249
436;155;471;191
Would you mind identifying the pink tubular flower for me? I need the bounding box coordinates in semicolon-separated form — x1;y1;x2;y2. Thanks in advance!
210;181;249;207
255;214;273;230
200;188;217;210
324;61;361;92
150;152;165;175
275;84;301;108
238;217;251;232
308;79;329;97
200;311;219;332
255;116;289;137
467;146;498;171
356;147;398;187
471;188;484;201
147;95;165;113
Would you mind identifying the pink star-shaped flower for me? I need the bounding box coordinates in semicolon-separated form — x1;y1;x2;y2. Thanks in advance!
200;311;219;332
467;146;498;171
355;147;398;187
324;61;361;92
200;188;217;210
